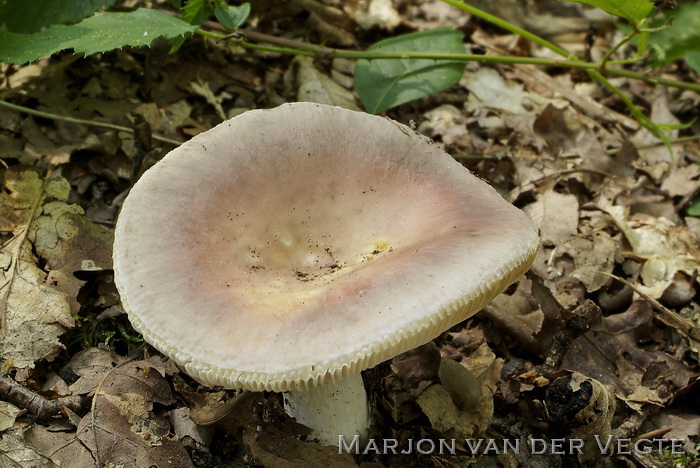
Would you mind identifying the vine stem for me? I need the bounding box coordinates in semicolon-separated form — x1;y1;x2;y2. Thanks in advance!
437;0;573;58
436;0;688;142
196;27;700;93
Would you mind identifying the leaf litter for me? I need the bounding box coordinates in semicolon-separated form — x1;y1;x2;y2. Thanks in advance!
0;0;699;466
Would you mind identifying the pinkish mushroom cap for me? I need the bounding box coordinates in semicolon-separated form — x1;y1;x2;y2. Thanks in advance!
114;102;537;397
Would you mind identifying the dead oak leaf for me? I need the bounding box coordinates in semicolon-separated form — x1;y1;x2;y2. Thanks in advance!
0;168;112;371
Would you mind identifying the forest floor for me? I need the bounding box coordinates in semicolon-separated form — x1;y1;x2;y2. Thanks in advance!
0;0;699;467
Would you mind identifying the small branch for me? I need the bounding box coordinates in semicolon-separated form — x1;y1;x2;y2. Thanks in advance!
0;100;183;147
0;376;85;419
599;272;700;346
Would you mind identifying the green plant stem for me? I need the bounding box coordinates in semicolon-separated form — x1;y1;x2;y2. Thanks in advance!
0;100;182;146
198;29;700;93
601;32;635;67
435;0;683;143
438;0;573;58
592;70;670;144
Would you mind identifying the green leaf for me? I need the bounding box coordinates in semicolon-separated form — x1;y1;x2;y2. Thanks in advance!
648;3;700;69
170;0;214;53
354;27;465;114
684;51;700;74
565;0;654;24
688;197;700;217
215;2;250;31
0;0;116;33
181;0;214;25
0;9;198;65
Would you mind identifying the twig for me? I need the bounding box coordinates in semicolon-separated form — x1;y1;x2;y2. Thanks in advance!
0;375;84;419
599;272;700;346
607;134;700;155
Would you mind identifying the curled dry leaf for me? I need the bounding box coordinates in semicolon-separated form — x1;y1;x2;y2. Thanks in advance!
0;168;112;371
567;373;616;463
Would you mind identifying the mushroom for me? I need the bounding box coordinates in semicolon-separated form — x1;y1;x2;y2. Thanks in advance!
113;102;539;445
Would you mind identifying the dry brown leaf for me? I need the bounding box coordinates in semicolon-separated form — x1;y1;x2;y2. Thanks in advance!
417;342;502;439
0;428;58;468
462;67;547;115
562;301;696;403
417;105;472;148
660;163;700;198
631;88;682;179
67;347;127;396
523;189;579;245
243;423;358;467
605;205;700;298
352;0;401;30
294;56;360;110
189;79;231;121
467;0;605;37
169;407;213;448
650;409;700;455
532;104;578;156
23;425;95;467
76;361;192;468
0;168;112;372
0;402;20;432
482;288;543;353
556;231;620;292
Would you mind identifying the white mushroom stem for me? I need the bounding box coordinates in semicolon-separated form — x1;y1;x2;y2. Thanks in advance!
283;373;370;446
